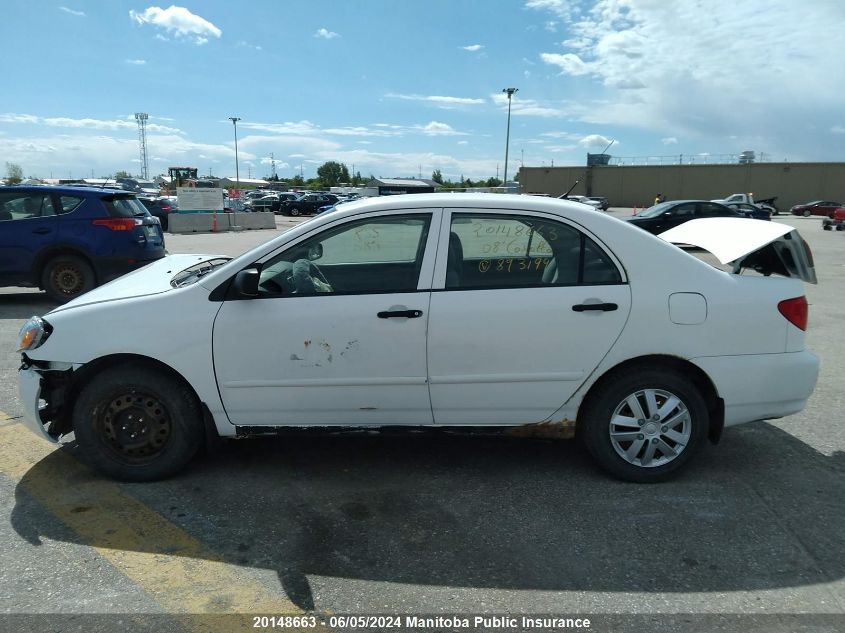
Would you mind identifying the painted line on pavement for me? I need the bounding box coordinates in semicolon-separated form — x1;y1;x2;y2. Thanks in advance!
0;415;322;632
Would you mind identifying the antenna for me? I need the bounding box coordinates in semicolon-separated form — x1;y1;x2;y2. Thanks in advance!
134;113;149;179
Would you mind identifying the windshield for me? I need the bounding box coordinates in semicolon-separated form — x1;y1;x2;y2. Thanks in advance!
637;201;675;218
170;258;232;288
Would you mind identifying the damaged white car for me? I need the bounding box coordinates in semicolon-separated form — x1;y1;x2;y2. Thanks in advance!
18;194;819;482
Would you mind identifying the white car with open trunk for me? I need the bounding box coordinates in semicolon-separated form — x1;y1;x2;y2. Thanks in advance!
17;194;819;482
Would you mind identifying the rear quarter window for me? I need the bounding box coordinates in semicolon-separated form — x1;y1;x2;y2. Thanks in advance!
102;196;147;218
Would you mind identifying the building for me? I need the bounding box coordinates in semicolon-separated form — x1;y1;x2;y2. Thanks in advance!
519;162;845;211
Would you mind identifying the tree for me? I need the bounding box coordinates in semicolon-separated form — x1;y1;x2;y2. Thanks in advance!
290;174;305;187
5;162;23;184
316;161;350;187
431;169;443;184
114;170;132;179
486;177;503;187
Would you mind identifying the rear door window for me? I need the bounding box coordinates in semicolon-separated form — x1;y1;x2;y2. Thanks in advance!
0;192;56;221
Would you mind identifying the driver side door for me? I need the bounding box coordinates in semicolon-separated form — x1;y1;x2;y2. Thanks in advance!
212;209;440;427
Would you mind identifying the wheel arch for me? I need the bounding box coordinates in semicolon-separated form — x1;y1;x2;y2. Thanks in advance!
577;354;725;444
51;353;219;447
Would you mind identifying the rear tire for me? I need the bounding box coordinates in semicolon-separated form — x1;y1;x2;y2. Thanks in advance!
290;208;301;217
41;255;96;303
580;368;709;483
72;366;203;481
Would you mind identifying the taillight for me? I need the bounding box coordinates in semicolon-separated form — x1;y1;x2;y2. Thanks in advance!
778;296;808;331
160;204;172;212
92;218;139;231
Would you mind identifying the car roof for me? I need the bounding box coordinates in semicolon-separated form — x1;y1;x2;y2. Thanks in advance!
304;192;609;223
1;185;135;197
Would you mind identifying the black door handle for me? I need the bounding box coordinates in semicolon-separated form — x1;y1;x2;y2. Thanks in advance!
572;303;618;312
32;227;52;235
377;310;423;319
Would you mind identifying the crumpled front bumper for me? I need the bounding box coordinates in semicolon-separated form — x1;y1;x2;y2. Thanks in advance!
18;367;59;443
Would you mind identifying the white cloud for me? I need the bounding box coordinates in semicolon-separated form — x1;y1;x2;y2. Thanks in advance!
386;93;485;108
237;40;262;51
238;120;404;138
525;0;578;21
314;28;339;39
0;112;181;134
540;52;590;76
662;137;678;145
832;125;845;135
490;93;574;118
578;134;614;149
59;6;85;17
125;59;147;65
129;5;221;45
420;122;464;136
529;0;845;158
462;44;483;52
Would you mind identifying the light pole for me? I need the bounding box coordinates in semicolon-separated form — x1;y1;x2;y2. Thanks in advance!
229;117;240;224
502;87;518;190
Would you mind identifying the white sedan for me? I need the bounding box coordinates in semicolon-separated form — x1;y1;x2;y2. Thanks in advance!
17;194;819;482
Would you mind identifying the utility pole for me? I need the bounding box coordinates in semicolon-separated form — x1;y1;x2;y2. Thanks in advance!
501;87;518;189
228;116;241;226
134;113;149;179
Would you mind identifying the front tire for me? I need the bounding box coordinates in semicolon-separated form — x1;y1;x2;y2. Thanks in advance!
41;255;96;303
803;210;811;217
580;368;709;483
72;366;203;481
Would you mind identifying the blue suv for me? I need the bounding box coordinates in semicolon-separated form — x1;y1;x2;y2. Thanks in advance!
0;186;166;302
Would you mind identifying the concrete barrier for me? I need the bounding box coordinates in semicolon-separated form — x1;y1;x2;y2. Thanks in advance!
168;212;275;234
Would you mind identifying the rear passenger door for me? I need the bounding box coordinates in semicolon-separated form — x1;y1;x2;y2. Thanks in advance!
426;209;632;425
0;191;59;282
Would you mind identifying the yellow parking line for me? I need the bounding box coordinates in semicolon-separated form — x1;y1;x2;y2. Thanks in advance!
0;418;321;632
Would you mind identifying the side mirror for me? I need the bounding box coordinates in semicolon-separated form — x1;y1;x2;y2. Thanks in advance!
308;243;323;260
662;211;673;218
232;268;260;297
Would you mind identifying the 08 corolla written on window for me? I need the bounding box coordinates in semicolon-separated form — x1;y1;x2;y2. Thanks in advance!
446;213;622;289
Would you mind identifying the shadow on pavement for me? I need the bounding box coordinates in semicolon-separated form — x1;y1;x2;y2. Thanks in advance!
11;423;845;610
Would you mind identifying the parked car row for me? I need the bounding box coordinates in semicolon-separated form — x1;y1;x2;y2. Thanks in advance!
627;200;770;235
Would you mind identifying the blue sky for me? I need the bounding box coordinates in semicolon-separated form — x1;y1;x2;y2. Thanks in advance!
2;1;843;181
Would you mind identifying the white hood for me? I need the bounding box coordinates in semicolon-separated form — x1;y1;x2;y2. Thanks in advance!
659;218;817;284
49;254;225;314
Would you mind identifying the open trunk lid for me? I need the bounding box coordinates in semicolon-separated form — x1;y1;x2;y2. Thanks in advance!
658;218;817;284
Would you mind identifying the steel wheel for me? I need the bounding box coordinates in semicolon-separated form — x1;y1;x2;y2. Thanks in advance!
51;261;86;296
42;255;95;303
608;388;692;468
803;210;811;217
95;391;173;464
73;365;204;481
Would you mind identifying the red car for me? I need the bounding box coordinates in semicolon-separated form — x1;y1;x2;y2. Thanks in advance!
790;200;842;218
